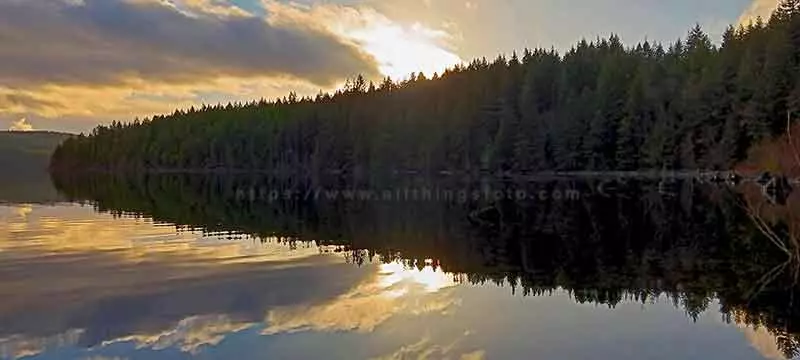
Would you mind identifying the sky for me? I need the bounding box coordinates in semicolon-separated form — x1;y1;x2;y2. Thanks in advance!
0;0;780;133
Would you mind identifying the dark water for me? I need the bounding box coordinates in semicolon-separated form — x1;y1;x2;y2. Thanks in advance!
2;173;800;360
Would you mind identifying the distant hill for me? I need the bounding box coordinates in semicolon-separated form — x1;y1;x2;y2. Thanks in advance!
0;131;73;203
0;131;72;171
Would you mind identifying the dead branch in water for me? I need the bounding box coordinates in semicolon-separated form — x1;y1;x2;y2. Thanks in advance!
741;199;791;255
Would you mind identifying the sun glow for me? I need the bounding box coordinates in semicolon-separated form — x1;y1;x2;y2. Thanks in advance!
342;21;463;80
263;1;463;81
378;261;457;294
261;260;459;336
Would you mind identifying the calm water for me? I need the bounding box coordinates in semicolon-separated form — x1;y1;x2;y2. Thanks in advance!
1;174;799;360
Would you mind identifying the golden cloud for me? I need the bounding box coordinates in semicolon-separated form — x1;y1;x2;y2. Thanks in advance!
0;75;322;120
0;0;466;130
8;118;33;131
739;0;779;25
0;0;382;129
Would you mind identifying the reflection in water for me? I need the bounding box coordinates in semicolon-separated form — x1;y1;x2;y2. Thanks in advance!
0;205;370;359
0;329;83;360
373;335;486;360
12;205;32;220
2;173;800;358
378;262;458;294
0;204;324;263
0;204;471;359
739;321;789;360
102;315;255;354
263;261;458;335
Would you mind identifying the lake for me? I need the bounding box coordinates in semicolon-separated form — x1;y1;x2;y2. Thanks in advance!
1;173;798;360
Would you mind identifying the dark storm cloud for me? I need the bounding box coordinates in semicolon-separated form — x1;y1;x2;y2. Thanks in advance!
0;0;378;87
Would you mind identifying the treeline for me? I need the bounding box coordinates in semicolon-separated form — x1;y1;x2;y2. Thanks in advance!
51;1;800;174
52;173;800;357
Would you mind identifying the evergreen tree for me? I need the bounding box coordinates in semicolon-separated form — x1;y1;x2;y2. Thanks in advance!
49;5;800;175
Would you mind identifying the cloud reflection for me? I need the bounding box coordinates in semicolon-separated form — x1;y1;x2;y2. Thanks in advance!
0;204;323;263
0;204;368;358
0;204;468;359
103;314;255;354
372;335;486;360
737;322;788;360
263;261;459;335
0;329;84;360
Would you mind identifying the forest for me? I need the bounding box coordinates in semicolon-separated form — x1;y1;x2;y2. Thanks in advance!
50;1;800;175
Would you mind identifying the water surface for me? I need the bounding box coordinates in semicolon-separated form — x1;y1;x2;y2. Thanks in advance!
1;174;798;360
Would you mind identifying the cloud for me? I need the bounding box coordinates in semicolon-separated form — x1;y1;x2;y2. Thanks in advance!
8;118;33;131
0;0;402;131
0;0;377;88
263;0;463;79
164;0;252;17
0;76;320;120
739;0;778;25
0;0;464;130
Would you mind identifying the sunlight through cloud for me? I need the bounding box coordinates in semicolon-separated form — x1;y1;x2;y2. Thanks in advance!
739;0;779;24
264;1;463;80
8;118;33;132
339;19;463;79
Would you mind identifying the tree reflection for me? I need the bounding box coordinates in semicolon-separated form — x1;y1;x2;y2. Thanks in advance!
52;173;800;358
